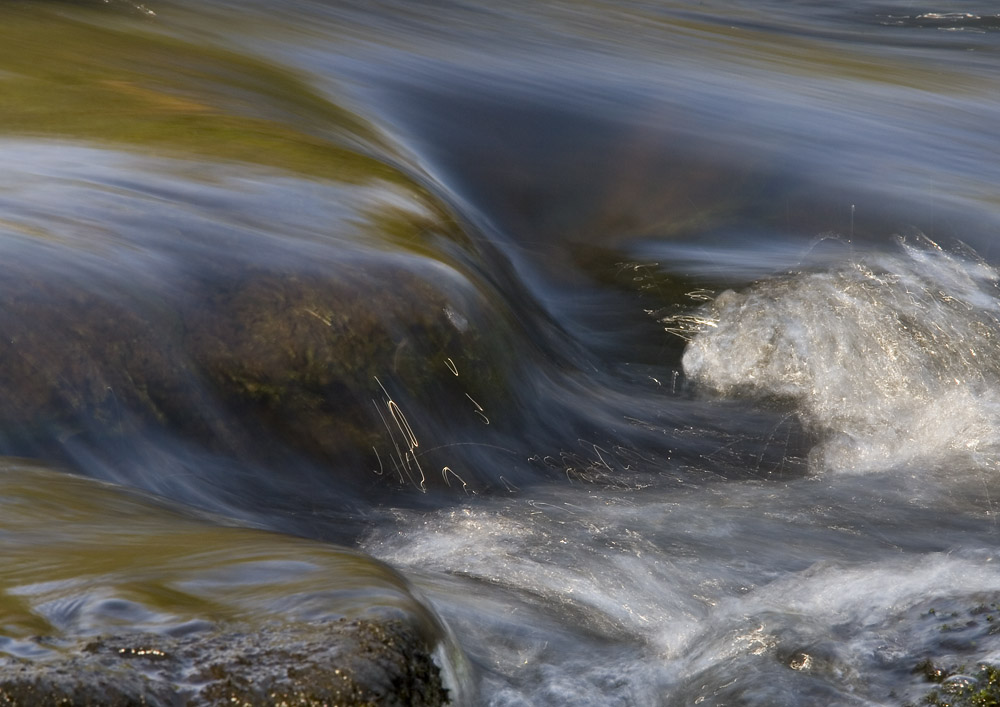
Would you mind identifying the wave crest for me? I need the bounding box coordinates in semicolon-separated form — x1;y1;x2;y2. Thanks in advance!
679;237;1000;472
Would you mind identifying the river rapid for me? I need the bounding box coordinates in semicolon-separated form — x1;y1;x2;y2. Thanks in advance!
1;1;1000;705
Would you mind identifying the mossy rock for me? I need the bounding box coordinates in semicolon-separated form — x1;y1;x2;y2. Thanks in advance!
0;267;205;448
0;3;536;493
181;257;516;477
0;619;450;707
911;661;1000;707
0;253;516;486
0;462;468;705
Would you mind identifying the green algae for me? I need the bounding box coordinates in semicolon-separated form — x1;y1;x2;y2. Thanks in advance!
904;599;1000;707
913;661;1000;707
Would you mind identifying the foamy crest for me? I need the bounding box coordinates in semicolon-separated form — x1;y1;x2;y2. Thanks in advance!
680;238;1000;472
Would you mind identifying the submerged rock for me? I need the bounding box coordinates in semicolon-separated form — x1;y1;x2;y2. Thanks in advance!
0;462;469;705
911;661;1000;707
182;256;512;478
0;0;534;494
0;138;525;495
0;248;515;492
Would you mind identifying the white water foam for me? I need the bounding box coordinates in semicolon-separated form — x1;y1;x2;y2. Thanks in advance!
365;477;1000;706
680;237;1000;473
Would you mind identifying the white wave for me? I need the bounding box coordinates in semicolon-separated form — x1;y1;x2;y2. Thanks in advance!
680;237;1000;472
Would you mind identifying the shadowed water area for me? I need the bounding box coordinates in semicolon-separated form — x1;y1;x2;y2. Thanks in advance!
1;0;999;704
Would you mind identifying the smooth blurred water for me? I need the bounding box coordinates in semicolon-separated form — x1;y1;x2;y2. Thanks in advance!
1;0;999;704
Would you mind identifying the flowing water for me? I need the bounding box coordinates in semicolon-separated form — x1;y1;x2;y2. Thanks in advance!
2;0;1000;704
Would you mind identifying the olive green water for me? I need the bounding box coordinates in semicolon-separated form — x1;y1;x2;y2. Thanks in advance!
0;462;424;639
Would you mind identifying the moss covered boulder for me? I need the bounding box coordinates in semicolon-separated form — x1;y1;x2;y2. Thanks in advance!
0;619;450;707
0;2;538;494
0;461;469;705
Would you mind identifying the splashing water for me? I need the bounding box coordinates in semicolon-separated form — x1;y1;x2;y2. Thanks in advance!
680;237;1000;473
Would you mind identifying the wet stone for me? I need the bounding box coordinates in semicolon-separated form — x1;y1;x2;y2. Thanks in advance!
0;462;468;705
909;661;1000;707
0;618;449;706
0;234;517;493
181;260;511;475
